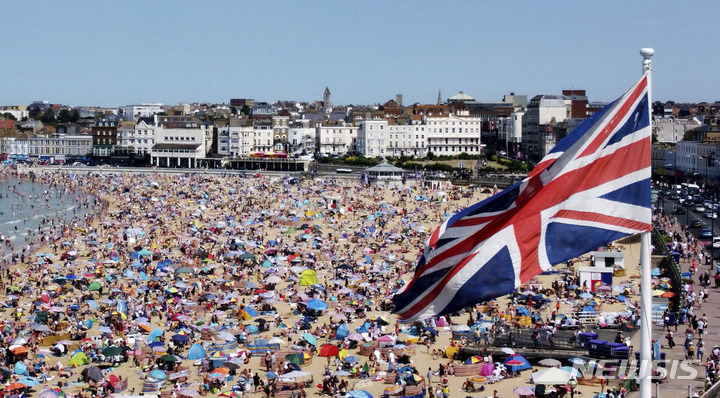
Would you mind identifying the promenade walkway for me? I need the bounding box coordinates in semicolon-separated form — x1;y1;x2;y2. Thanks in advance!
627;217;719;398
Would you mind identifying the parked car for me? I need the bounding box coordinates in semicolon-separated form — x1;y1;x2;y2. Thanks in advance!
714;236;720;249
674;206;686;215
707;210;718;219
695;204;706;212
690;219;703;228
700;228;713;238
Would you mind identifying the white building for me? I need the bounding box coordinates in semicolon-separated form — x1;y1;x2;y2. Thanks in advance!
253;119;273;153
121;103;164;121
676;141;720;179
317;122;358;156
218;117;254;157
28;134;92;162
356;119;389;157
150;116;211;168
424;115;483;156
654;117;701;143
288;119;316;155
522;94;571;161
385;122;426;158
498;108;524;156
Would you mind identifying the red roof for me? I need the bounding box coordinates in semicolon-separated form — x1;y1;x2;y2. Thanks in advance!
0;120;14;129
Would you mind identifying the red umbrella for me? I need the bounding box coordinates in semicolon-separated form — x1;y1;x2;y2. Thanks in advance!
318;344;339;357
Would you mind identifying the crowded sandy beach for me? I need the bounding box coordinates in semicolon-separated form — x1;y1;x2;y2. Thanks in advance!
0;165;672;398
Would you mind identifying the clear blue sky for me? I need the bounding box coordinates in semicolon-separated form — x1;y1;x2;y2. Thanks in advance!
2;1;716;108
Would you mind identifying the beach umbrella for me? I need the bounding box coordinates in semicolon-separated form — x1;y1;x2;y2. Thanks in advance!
539;358;561;367
159;355;179;362
513;387;535;396
465;356;484;364
301;333;317;346
101;346;123;357
175;267;192;275
213;367;231;375
346;333;363;341
531;367;573;385
265;371;278;380
82;366;104;382
348;391;373;398
319;344;339;357
17;377;39;387
559;366;583;377
149;369;167;380
223;361;242;370
568;357;586;365
285;353;304;366
178;388;199;397
501;347;516;355
88;282;102;291
4;383;26;392
306;299;327;311
38;390;63;398
343;356;359;364
172;334;190;343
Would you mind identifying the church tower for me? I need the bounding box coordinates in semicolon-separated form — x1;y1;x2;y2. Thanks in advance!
437;90;442;106
323;87;331;114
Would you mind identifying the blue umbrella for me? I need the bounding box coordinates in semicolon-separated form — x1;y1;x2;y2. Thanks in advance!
149;369;167;380
307;299;328;311
302;333;317;346
172;334;189;342
17;376;40;387
348;391;373;398
266;371;277;379
343;356;359;363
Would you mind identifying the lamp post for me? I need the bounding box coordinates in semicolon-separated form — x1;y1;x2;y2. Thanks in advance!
568;376;578;398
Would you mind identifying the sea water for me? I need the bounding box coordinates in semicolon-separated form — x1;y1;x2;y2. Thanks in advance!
0;177;93;257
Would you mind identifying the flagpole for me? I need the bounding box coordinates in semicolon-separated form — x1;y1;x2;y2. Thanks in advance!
639;47;654;398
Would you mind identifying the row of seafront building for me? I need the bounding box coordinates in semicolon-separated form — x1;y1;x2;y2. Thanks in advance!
3;94;720;169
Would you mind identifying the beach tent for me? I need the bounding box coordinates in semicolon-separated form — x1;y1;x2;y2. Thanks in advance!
299;270;318;286
147;328;163;343
69;352;89;367
187;344;206;360
504;354;532;372
88;282;102;291
335;324;349;340
531;367;574;385
13;362;27;375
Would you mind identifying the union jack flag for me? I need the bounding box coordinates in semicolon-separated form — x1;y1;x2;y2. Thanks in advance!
393;74;652;321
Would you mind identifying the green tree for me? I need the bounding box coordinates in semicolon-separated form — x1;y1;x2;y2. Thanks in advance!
57;108;72;123
70;109;80;122
240;105;251;115
231;106;238;115
683;130;694;141
426;151;435;160
2;113;16;121
40;108;56;124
